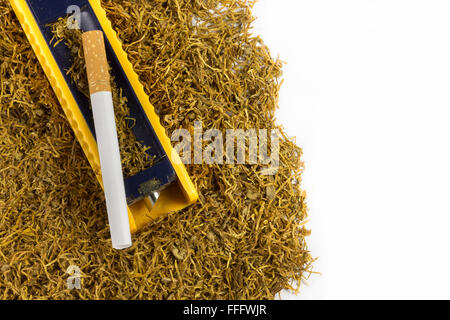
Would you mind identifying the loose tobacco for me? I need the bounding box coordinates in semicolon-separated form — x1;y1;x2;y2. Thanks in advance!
0;0;313;300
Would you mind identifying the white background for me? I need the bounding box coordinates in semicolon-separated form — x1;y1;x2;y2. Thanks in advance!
252;0;450;299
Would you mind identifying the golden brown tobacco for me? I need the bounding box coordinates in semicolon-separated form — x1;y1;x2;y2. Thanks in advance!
0;0;313;299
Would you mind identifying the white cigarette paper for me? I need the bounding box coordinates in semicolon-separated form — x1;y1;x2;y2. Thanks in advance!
91;92;131;250
82;30;132;250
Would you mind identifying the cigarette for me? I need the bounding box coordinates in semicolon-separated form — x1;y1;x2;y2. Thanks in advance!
82;30;132;250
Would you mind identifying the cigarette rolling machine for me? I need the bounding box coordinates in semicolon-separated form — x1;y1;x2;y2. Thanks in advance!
9;0;198;234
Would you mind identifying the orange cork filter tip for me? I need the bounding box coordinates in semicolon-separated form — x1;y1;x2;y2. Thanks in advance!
82;31;112;94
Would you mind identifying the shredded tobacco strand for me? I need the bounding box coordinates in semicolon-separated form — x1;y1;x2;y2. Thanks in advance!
0;0;313;300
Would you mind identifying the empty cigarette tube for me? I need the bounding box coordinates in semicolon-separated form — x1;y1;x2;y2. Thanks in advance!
82;30;131;250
